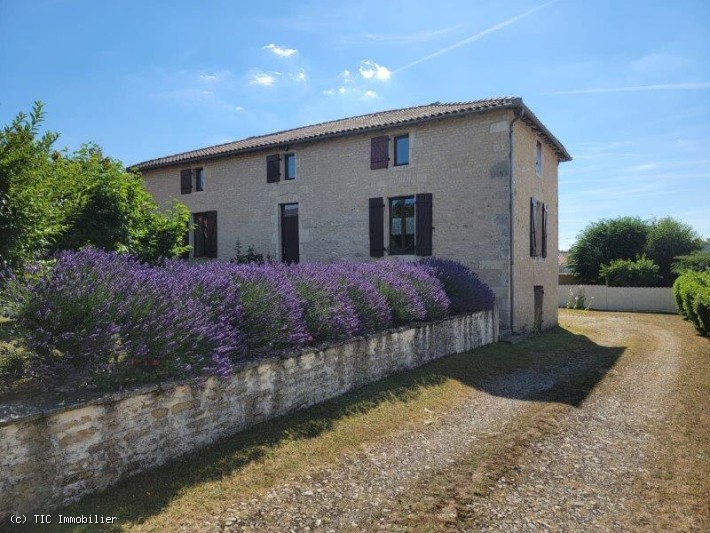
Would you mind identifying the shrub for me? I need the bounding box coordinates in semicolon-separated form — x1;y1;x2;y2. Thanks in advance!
378;261;449;320
419;258;495;313
673;270;710;336
3;248;244;389
328;262;392;333
285;263;360;342
672;252;710;275
565;286;592;310
228;263;308;350
599;255;660;287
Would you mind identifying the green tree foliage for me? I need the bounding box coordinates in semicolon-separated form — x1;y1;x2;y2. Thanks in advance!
568;217;649;283
645;217;703;284
0;102;63;268
0;103;189;268
672;251;710;275
599;255;660;287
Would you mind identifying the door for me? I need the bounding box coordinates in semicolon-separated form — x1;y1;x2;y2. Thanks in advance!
280;203;299;263
534;285;544;332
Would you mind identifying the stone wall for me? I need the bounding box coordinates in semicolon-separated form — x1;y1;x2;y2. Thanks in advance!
0;309;497;519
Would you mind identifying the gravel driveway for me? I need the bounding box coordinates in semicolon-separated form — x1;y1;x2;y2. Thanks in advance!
201;312;703;532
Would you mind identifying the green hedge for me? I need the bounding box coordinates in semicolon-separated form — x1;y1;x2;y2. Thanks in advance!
673;271;710;336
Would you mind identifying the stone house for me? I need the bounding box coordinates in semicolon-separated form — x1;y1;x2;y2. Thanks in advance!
134;98;571;334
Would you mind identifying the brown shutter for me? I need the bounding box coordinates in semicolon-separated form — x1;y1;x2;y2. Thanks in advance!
368;197;384;257
370;136;389;170
415;193;433;256
542;203;548;258
530;197;537;257
266;154;281;183
180;169;192;194
205;211;218;258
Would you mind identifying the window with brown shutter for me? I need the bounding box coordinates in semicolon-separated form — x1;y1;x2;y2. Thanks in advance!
542;203;548;258
415;193;432;256
369;197;385;257
180;169;192;194
266;154;281;183
530;197;538;257
205;210;218;258
370;136;389;170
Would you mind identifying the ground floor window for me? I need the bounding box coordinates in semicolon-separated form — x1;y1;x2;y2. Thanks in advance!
193;211;217;258
389;196;416;255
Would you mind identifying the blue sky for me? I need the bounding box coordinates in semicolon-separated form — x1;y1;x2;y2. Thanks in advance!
1;0;708;249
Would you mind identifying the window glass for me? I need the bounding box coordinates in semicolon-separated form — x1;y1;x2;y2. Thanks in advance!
394;135;409;166
195;168;205;191
389;196;415;254
285;154;296;180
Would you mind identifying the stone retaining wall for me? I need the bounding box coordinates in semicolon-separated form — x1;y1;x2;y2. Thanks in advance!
1;309;497;519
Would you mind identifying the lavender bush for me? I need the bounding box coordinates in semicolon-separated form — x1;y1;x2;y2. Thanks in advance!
1;250;496;392
418;258;495;313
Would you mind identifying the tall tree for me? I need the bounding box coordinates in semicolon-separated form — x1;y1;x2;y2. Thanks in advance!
646;217;703;285
568;217;649;283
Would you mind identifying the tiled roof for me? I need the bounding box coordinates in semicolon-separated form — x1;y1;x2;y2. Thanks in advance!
132;97;571;171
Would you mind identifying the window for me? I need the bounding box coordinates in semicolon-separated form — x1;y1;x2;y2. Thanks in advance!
530;198;548;258
394;135;409;166
193;211;218;258
195;168;205;191
266;154;281;183
389;196;416;255
284;153;296;180
180;169;192;194
535;140;543;176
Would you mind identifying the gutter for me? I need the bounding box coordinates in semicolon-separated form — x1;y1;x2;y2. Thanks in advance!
508;108;524;334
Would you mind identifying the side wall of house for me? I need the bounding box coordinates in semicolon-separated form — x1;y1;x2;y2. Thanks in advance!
141;111;515;328
512;121;560;332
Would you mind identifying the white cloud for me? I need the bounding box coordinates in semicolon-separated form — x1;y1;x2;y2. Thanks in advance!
290;70;307;82
250;71;277;86
338;69;354;82
199;74;220;82
323;88;335;96
359;60;391;81
363;90;378;99
235;105;245;111
628;163;659;172
263;43;297;58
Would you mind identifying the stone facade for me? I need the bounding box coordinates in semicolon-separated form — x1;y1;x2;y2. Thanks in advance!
0;310;497;520
141;107;565;333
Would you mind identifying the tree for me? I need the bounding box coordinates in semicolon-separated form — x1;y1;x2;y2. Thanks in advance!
672;251;710;274
568;217;649;283
0;103;189;268
645;217;703;285
0;102;63;269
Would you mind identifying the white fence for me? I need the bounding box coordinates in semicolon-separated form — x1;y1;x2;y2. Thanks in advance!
559;285;677;313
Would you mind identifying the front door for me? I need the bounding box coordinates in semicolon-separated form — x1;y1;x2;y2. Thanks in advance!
280;203;299;263
534;285;544;332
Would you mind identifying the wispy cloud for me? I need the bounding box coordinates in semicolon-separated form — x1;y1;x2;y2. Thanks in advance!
628;163;659;172
338;69;354;83
359;60;391;81
250;71;278;86
363;90;378;99
289;70;307;82
199;74;220;82
546;82;710;95
263;43;297;58
360;26;459;44
395;0;561;73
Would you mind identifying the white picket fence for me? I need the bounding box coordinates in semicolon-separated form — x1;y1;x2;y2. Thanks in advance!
558;285;677;313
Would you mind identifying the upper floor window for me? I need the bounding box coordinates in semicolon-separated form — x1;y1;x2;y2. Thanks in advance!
267;153;297;183
535;140;543;176
284;153;296;180
180;167;205;194
394;135;409;166
529;198;548;258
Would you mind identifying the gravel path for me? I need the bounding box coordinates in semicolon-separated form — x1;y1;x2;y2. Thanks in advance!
467;313;680;531
201;313;686;532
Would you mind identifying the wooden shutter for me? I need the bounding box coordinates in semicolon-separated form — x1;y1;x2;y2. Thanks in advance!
181;219;190;259
180;169;192;194
205;211;218;258
266;154;281;183
542;203;548;258
368;197;385;257
530;197;537;257
415;193;433;256
370;136;389;170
